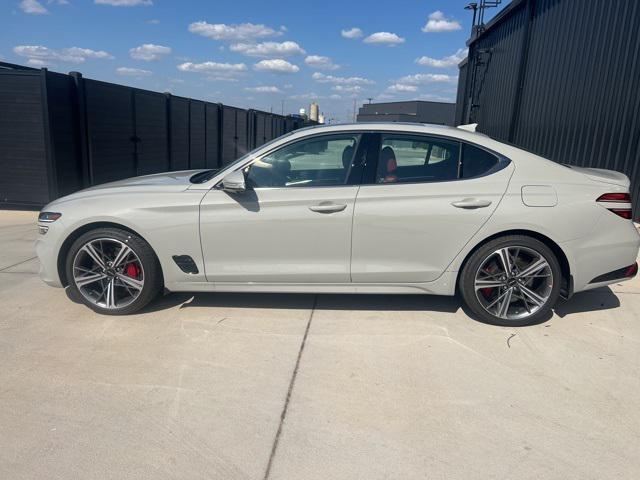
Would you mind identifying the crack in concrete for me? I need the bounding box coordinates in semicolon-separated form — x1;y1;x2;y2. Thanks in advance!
0;256;37;272
262;294;317;480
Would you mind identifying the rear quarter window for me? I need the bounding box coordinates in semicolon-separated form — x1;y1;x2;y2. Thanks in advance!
461;143;500;178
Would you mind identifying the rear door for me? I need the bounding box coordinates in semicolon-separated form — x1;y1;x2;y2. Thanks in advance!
351;133;513;283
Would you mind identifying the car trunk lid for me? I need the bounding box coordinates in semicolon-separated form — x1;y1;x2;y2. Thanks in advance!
566;166;630;188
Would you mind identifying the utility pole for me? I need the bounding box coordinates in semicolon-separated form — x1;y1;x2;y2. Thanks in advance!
352;98;357;122
281;99;284;115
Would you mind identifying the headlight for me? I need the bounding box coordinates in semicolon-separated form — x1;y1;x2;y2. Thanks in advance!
38;212;62;223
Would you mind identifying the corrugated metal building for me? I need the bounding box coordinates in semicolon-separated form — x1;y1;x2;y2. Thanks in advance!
357;101;455;125
455;0;640;219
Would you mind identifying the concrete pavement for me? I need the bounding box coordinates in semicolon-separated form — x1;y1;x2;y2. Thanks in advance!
0;210;639;480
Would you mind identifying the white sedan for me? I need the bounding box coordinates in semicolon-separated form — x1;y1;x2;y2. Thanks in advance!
36;123;639;326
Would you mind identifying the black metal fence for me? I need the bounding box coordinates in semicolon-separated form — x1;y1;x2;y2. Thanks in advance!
0;62;307;208
456;0;640;220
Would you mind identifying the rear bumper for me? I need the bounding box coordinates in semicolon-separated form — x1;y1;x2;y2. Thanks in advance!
564;218;640;293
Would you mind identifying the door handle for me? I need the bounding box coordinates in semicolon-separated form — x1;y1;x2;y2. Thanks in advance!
451;198;492;209
309;203;347;214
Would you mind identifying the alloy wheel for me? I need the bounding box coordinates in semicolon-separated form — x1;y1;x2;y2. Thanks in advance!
474;246;553;321
72;238;145;310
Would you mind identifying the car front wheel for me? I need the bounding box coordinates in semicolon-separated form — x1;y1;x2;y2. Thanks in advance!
460;235;561;326
65;227;163;315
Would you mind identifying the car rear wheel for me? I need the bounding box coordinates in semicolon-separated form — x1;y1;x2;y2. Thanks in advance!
65;228;163;315
460;235;561;326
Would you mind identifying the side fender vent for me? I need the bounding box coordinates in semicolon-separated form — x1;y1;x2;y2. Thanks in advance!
172;255;199;274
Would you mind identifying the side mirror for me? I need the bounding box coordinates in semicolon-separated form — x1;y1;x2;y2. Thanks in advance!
221;169;247;193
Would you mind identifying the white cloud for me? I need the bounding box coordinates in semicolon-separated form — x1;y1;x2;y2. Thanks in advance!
95;0;153;6
289;92;321;100
188;21;284;41
19;0;48;14
363;32;405;46
422;11;462;33
420;93;454;102
116;67;152;76
304;55;339;71
177;61;247;80
27;58;49;67
230;41;305;57
341;27;363;39
332;85;362;94
395;73;457;85
416;48;466;68
13;45;114;64
244;86;282;93
312;72;374;86
253;59;299;74
146;19;160;24
129;43;171;61
388;83;418;93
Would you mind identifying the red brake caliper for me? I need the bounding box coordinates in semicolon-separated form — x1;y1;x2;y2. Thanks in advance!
481;264;497;298
124;262;140;279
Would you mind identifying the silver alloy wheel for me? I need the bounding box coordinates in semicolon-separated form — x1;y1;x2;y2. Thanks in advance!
474;246;553;321
72;238;145;309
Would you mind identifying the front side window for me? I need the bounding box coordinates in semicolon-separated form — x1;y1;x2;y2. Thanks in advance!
376;135;460;184
245;134;360;188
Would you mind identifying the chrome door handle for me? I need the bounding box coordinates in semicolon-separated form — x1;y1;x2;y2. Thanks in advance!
309;203;347;214
451;198;492;209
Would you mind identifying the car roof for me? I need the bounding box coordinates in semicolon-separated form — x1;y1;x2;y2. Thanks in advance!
291;122;493;145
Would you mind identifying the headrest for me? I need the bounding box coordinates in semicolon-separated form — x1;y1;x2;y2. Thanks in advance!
381;146;397;172
342;145;354;169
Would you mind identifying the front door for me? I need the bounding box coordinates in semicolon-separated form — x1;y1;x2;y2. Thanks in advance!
199;132;365;283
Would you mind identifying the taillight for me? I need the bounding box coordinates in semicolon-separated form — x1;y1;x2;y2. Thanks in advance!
597;193;632;219
596;193;631;203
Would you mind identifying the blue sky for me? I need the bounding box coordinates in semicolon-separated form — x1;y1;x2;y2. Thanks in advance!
2;0;499;122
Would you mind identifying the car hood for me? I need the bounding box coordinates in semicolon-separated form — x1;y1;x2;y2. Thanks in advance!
45;170;207;208
567;166;630;188
84;169;205;190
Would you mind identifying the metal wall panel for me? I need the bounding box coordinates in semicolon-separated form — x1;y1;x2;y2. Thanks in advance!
0;62;308;207
221;106;237;166
0;71;49;206
454;60;468;126
189;100;206;169
170;96;189;171
255;112;266;147
135;90;168;175
85;80;136;184
45;71;82;197
467;1;528;141
457;0;640;219
236;109;248;158
205;103;220;168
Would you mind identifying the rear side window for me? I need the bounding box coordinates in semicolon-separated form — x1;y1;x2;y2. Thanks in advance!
376;135;460;184
461;143;499;178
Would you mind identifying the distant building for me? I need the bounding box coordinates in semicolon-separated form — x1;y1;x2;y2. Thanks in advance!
318;113;325;124
309;102;319;122
356;100;455;125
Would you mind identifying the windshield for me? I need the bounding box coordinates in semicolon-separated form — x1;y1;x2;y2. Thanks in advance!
189;131;297;184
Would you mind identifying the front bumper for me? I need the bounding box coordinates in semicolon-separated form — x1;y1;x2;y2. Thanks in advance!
35;222;65;288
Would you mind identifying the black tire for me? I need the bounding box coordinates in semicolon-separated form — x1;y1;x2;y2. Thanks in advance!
65;228;163;315
459;235;562;327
